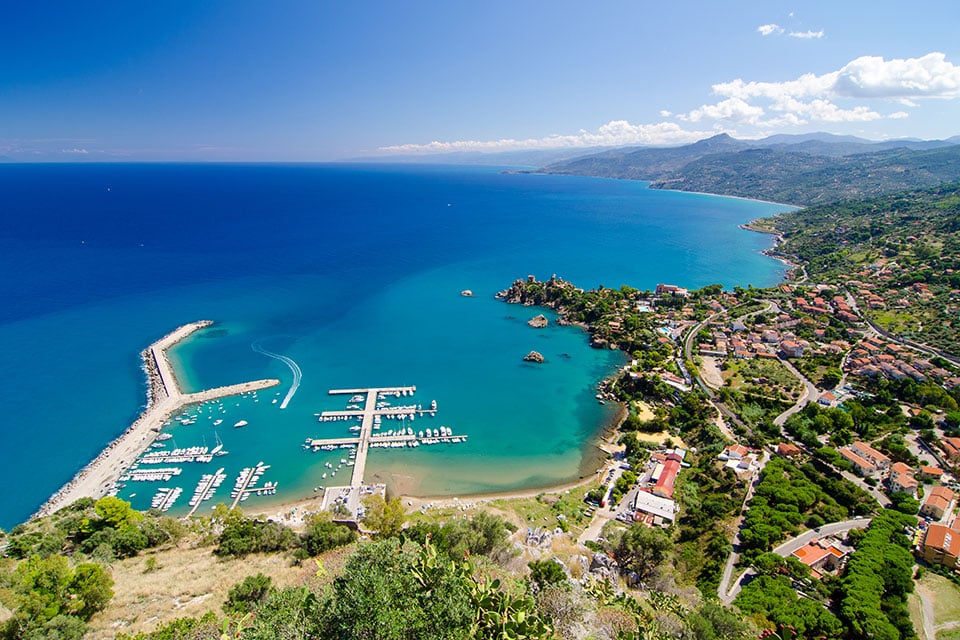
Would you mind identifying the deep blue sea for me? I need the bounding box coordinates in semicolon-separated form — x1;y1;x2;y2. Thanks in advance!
0;163;792;527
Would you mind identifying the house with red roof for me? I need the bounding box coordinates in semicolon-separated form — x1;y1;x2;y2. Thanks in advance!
921;486;955;521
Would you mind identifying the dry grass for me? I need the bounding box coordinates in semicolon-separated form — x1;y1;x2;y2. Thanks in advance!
86;541;354;639
922;572;960;631
635;431;687;449
633;400;655;421
909;591;929;640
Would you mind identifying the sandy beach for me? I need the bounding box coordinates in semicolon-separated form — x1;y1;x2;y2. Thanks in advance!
33;321;280;519
252;426;626;531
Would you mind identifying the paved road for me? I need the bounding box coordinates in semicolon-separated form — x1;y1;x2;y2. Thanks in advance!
840;469;892;508
720;516;872;605
771;518;872;556
717;450;770;605
773;358;820;428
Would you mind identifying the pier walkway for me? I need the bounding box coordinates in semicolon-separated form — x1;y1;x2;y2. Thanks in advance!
312;386;465;522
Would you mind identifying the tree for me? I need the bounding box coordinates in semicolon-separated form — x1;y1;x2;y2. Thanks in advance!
613;524;672;583
324;539;473;639
821;368;842;389
362;495;405;538
69;562;114;620
3;554;114;638
94;496;142;529
888;491;920;515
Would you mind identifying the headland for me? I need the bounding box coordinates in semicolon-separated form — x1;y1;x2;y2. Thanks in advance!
33;321;280;519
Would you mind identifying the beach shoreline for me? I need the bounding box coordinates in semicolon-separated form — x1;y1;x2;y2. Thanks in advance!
33;321;280;520
249;400;627;529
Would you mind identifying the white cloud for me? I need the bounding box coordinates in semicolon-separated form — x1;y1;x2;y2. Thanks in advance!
61;148;89;154
680;52;959;128
789;29;824;39
757;24;783;36
679;97;765;124
380;52;959;156
833;52;960;98
379;120;715;154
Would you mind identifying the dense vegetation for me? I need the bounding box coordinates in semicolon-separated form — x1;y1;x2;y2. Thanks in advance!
738;458;875;562
0;554;113;640
838;511;917;640
736;510;918;640
3;496;184;562
759;182;960;355
0;497;181;639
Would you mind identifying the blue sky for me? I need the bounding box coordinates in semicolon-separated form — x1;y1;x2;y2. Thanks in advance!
2;1;959;160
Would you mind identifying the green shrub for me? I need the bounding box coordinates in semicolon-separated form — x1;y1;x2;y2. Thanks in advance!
224;573;274;614
300;514;356;556
528;559;568;589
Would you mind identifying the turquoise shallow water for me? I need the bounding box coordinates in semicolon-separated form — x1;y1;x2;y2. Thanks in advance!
0;164;791;526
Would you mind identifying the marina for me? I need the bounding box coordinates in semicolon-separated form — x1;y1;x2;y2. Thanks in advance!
310;386;467;522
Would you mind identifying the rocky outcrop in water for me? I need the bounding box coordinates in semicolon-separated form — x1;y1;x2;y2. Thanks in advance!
527;314;548;328
523;350;545;363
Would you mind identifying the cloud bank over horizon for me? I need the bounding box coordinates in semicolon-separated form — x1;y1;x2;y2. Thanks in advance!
380;52;960;155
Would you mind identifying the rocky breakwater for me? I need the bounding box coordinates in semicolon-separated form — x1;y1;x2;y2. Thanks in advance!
523;351;545;363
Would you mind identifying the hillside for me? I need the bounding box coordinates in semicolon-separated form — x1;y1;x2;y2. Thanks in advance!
540;134;960;205
754;182;960;354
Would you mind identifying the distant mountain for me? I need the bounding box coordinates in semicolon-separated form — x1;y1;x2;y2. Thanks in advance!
349;147;611;168
542;133;749;179
540;133;960;205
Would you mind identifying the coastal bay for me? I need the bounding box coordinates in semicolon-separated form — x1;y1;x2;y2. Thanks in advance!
0;164;791;527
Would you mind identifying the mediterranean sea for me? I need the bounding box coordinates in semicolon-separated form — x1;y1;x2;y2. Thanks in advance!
0;163;792;527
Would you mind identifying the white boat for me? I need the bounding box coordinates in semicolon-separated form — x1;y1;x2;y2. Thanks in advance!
234;420;248;428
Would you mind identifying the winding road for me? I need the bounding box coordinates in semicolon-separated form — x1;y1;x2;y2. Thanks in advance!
718;516;872;605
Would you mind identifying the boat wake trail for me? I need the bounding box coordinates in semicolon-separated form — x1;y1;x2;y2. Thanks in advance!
251;341;302;409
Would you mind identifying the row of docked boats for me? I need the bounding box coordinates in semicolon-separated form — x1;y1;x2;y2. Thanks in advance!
230;462;275;502
121;467;183;482
140;443;227;464
150;487;182;512
189;467;227;508
316;414;362;423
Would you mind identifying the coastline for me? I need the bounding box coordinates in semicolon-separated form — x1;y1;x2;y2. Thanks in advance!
251;438;624;529
33;321;280;520
738;222;805;281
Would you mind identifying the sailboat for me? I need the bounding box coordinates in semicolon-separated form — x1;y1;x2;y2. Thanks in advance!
211;431;228;456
